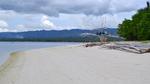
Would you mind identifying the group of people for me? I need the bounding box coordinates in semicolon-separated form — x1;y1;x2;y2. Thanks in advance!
96;31;108;43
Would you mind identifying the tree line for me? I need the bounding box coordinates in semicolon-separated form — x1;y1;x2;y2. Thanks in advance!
118;2;150;41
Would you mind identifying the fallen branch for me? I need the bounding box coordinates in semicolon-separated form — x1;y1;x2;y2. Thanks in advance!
84;42;107;47
84;42;150;54
103;43;150;54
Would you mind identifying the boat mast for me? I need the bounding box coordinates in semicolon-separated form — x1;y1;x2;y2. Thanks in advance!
98;16;108;43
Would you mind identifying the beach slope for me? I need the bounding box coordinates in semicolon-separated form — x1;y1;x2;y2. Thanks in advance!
0;45;150;84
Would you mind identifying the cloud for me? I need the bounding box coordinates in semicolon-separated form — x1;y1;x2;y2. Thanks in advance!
11;15;55;32
41;15;55;28
0;20;9;32
0;10;137;32
0;28;9;32
0;10;17;21
0;20;18;32
0;0;149;32
0;0;148;16
80;11;136;29
0;20;19;32
0;20;8;28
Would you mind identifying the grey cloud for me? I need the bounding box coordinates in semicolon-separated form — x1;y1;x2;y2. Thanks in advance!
0;0;149;16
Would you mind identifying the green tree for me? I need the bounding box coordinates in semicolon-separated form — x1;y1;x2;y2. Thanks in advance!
118;2;150;41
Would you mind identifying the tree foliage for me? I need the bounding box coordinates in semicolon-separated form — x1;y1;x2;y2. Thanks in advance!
118;2;150;41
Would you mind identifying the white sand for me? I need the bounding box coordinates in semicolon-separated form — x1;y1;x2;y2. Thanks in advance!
0;45;150;84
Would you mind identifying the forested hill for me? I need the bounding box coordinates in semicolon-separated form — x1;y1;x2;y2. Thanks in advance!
0;28;118;42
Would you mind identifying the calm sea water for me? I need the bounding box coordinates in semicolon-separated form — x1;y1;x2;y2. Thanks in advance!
0;42;79;65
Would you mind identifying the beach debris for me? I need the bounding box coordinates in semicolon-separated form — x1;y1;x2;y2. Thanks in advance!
84;42;150;54
103;42;150;54
84;42;107;47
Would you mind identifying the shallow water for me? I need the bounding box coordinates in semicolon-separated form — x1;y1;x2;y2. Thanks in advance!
0;42;79;65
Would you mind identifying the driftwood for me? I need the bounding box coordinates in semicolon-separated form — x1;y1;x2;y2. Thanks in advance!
84;42;150;54
85;43;97;47
84;42;107;47
104;43;150;54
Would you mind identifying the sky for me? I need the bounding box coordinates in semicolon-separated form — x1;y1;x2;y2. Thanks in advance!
0;0;149;32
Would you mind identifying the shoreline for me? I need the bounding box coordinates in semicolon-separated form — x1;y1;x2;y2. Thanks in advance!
0;44;150;84
0;42;80;65
0;44;81;72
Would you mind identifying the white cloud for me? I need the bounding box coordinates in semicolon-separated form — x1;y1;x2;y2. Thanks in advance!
0;0;148;32
0;20;8;28
80;11;136;29
41;15;55;28
0;20;9;32
0;10;17;21
0;28;9;32
0;20;20;32
41;15;49;21
42;20;55;28
16;24;25;29
15;24;27;32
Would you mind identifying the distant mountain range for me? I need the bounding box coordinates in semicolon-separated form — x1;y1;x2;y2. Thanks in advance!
0;28;119;42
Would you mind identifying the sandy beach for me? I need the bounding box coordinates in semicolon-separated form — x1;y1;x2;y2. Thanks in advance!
0;45;150;84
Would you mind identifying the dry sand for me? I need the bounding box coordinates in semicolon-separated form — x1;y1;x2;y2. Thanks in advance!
0;45;150;84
